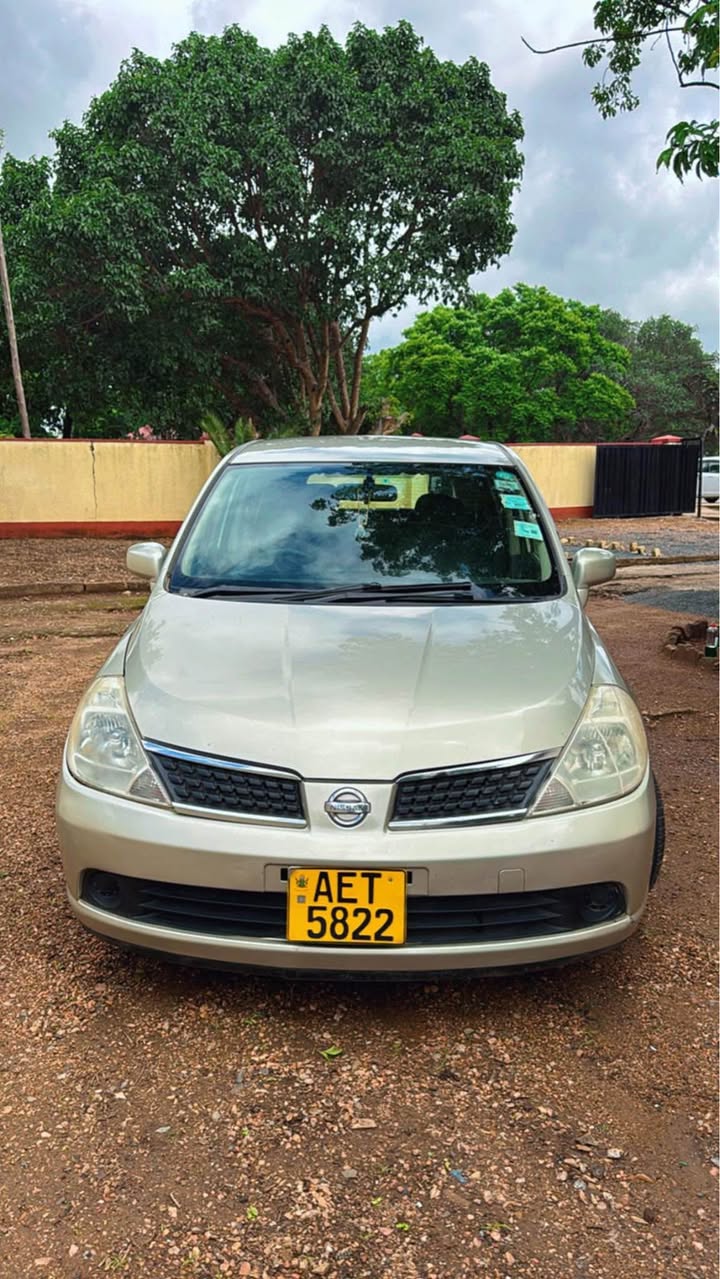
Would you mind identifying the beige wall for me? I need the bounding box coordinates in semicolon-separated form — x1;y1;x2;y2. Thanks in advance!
0;440;220;533
513;444;596;514
0;439;595;535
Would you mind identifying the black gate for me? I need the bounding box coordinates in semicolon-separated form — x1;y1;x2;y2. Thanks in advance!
593;439;701;518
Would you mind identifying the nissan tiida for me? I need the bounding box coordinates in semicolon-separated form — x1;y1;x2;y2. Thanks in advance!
57;437;664;975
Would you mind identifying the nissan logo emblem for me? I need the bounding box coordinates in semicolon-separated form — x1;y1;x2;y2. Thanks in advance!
324;787;371;828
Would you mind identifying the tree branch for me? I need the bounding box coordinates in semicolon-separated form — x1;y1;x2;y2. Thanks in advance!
330;320;351;423
219;353;282;413
521;28;684;55
325;378;348;433
349;314;371;428
663;20;719;89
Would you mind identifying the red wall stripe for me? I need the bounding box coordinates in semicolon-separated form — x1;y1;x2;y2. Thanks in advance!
0;521;183;539
0;507;594;539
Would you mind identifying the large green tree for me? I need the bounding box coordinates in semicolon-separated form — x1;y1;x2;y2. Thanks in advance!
364;285;635;441
0;21;523;436
597;309;719;437
524;1;719;179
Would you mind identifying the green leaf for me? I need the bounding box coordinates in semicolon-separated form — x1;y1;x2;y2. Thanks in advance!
319;1045;343;1061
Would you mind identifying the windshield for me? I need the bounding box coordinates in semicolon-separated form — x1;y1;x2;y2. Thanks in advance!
168;461;562;601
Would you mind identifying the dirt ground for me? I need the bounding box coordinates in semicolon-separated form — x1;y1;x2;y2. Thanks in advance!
0;539;162;589
0;584;717;1279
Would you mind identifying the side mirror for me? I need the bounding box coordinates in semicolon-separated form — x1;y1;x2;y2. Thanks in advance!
572;547;616;606
127;541;166;582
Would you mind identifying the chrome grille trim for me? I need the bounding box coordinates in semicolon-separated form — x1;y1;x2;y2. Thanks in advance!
387;750;556;830
143;740;307;827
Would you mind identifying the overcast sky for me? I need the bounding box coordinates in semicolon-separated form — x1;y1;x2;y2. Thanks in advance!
1;0;717;351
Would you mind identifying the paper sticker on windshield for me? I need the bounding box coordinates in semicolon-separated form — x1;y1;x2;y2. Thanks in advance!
514;519;544;541
501;493;531;511
494;470;522;493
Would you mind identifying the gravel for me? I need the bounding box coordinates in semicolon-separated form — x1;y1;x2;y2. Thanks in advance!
0;587;717;1278
560;513;718;561
625;587;719;617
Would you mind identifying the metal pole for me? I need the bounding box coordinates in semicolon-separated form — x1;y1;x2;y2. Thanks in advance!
0;216;31;439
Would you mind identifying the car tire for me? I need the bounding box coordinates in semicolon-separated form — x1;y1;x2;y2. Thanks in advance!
649;773;665;888
704;496;719;504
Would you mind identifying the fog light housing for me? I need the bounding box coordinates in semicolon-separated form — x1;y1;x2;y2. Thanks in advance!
84;871;122;912
578;882;623;925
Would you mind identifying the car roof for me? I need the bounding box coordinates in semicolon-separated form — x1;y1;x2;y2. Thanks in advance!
228;435;514;467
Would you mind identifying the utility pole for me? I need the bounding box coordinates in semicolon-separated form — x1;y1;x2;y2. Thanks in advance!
0;215;31;439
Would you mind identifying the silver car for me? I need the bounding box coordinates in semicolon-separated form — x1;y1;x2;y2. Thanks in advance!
57;437;663;975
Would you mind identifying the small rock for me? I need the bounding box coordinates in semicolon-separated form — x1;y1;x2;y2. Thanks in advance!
643;1207;657;1223
573;1178;587;1191
711;1155;720;1167
341;1167;358;1180
351;1118;377;1130
606;1148;623;1160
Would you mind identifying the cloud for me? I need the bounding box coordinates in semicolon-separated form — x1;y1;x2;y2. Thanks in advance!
0;0;96;156
2;0;717;350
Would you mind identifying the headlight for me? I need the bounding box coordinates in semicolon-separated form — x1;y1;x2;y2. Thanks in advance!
531;684;648;815
66;675;169;806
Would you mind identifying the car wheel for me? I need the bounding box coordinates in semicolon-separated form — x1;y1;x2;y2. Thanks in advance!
649;773;665;888
704;496;719;504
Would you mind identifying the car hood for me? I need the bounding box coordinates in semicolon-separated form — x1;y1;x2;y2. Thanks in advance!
125;592;595;779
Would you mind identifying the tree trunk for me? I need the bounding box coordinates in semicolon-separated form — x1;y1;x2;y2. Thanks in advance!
0;218;31;439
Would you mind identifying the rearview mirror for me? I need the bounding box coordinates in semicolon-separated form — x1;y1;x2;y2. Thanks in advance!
572;547;616;606
333;483;399;503
127;541;166;582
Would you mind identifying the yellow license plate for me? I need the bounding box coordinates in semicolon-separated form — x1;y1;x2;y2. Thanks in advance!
286;868;406;945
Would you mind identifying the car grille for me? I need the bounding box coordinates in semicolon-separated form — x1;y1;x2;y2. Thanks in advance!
145;746;304;822
390;756;553;825
82;873;624;945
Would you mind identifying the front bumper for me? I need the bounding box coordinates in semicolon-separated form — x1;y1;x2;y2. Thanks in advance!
57;762;656;974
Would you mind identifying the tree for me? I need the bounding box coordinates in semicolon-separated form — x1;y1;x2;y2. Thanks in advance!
523;1;719;179
365;285;635;441
0;22;523;436
0;153;301;437
597;309;719;437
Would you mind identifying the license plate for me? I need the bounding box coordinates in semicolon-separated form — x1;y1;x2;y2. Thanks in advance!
286;868;406;945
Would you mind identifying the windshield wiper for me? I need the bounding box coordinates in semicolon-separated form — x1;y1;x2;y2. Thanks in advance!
178;584;300;599
274;581;492;604
177;581;533;603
